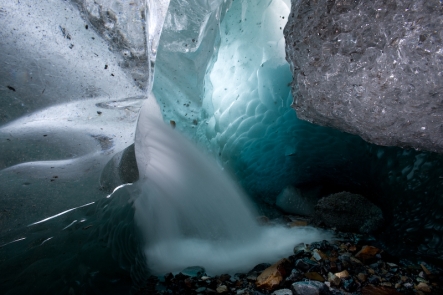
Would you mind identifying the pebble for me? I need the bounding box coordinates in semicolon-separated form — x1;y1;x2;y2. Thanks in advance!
357;272;367;282
421;264;432;275
196;287;206;292
271;288;293;295
416;282;431;293
291;281;329;295
256;259;290;290
216;285;228;294
141;225;443;295
335;270;350;279
355;245;380;263
295;258;319;272
304;272;325;282
312;250;322;261
327;272;341;286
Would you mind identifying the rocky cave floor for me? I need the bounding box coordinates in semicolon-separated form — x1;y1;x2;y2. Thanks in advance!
137;216;443;295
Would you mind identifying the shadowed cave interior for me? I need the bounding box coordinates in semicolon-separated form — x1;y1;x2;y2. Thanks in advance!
1;0;443;294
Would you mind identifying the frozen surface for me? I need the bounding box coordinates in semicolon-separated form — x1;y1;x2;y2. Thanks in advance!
153;0;443;263
284;0;443;153
2;0;443;292
0;0;143;124
0;185;148;294
152;0;232;133
70;0;170;89
133;104;331;274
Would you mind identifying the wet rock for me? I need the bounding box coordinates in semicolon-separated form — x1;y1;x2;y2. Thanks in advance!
334;270;350;279
256;259;291;290
421;264;432;276
312;249;327;261
368;275;381;285
416;282;431;293
362;285;402;295
145;232;443;295
218;274;231;283
314;192;384;233
272;289;293;295
293;243;307;257
295;258;320;272
305;272;325;282
291;280;331;295
181;266;206;278
327;273;341;286
342;277;358;292
357;273;367;282
309;241;332;252
355;246;380;264
250;263;272;273
216;285;228;293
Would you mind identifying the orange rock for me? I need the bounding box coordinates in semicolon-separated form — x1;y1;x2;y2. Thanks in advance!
335;270;350;279
357;273;367;282
416;282;431;293
362;285;402;295
420;264;432;275
355;245;380;263
304;272;325;282
256;259;290;290
348;244;357;252
289;220;308;227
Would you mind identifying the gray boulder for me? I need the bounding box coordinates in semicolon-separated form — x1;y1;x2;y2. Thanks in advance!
314;192;384;233
284;0;443;153
276;186;322;216
291;281;331;295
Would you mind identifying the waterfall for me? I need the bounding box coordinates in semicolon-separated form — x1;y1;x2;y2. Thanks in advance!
133;97;331;274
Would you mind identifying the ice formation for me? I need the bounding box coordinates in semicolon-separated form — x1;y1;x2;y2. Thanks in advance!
133;95;331;274
2;0;443;293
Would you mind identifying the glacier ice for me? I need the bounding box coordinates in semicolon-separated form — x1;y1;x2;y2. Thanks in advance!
2;0;443;293
153;0;443;266
133;96;331;274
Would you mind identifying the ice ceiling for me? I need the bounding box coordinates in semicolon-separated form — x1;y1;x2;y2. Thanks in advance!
1;0;443;293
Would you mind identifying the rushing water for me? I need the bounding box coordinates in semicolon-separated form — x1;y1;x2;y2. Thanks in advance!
132;97;331;275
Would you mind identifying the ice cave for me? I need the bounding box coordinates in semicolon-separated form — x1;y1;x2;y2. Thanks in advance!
1;0;443;294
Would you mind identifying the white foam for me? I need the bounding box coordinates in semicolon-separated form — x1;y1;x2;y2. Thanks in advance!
133;112;331;275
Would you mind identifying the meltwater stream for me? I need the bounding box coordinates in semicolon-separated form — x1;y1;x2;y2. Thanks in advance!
132;98;332;275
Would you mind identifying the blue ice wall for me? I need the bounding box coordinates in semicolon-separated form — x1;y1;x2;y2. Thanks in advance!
153;0;443;261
